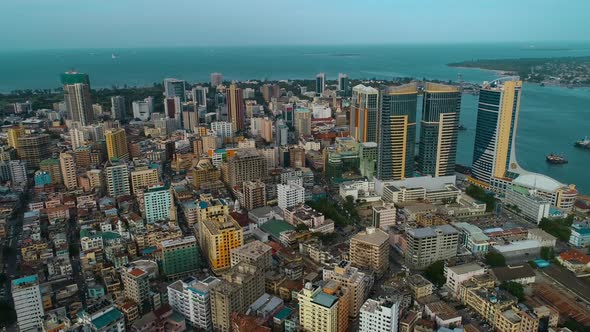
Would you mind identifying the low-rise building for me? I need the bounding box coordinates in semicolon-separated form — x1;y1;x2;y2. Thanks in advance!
491;265;536;285
445;263;486;295
407;274;433;299
569;221;590;248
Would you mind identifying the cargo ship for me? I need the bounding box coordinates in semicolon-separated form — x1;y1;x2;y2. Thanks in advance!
574;136;590;149
546;153;568;164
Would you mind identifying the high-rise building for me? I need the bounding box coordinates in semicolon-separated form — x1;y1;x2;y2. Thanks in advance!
122;267;150;312
242;181;266;210
182;104;199;132
210;72;223;87
260;84;280;102
372;204;396;231
17;133;51;168
315;73;326;96
323;261;372;318
7;126;24;149
417;83;461;177
210;262;264;332
221;148;267;187
350;84;379;144
359;297;400;332
277;183;305;210
40;158;62;185
142;184;175;223
60;152;77;190
111;95;126;121
405;225;459;269
8;160;27;186
64;83;94;126
87;169;104;190
350;227;390;278
201;214;244;272
130;168;159;194
298;281;351;332
359;142;378;180
211;121;234;139
192;86;208;107
13;101;32;114
168;276;221;331
105;128;129;161
105;163;130;198
12;275;44;332
471;80;523;185
163;78;186;101
226;84;245;133
164;96;181;119
377;84;418;180
158;236;201;278
132;97;154;121
338;73;349;96
294;108;312;137
61;71;90;85
70;127;86;150
230;240;272;272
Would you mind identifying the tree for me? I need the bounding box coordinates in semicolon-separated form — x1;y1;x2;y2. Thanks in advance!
424;260;446;287
500;281;524;301
0;300;16;327
540;247;555;260
465;185;496;212
485;251;506;267
295;223;309;232
539;216;572;242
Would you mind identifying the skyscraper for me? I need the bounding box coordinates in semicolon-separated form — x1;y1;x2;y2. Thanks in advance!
315;72;326;95
200;215;244;272
111;95;126;121
168;276;221;331
471;79;523;185
294;107;312;136
417;83;461;177
64;83;94;126
338;73;349;96
210;72;223;87
7;126;24;149
226;84;245;133
192;86;208;107
242;181;267;210
164;96;181;119
105;128;129;161
163;78;186;101
60;152;77;190
12;275;44;332
377;83;418;180
350;84;379;144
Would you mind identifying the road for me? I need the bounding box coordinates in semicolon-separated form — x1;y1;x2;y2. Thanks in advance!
67;213;86;307
540;264;590;305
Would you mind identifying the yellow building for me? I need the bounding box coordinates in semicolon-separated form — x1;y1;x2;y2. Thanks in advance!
191;159;220;189
196;194;229;224
40;158;62;185
298;281;350;332
130;168;159;194
59;152;77;190
7;127;25;149
200;215;244;272
105;128;129;161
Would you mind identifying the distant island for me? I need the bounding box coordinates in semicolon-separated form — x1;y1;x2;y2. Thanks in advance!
448;56;590;87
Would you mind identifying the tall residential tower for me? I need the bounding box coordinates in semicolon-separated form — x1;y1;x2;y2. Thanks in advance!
350;84;379;144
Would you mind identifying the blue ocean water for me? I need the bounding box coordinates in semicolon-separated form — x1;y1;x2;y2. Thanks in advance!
1;43;589;193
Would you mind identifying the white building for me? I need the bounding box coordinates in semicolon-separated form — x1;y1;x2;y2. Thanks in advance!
504;185;551;224
311;104;331;119
168;276;221;331
12;275;44;332
277;183;305;210
444;263;486;295
359;297;400;332
70;127;86;150
372;204;397;230
142;184;175;223
377;175;460;204
132;97;154;121
211;121;234;139
339;180;380;202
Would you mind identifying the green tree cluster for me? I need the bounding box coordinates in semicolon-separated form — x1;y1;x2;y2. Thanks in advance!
309;198;350;227
540;247;555;260
465;185;496;212
424;260;446;287
500;281;525;301
539;215;574;242
485;251;506;267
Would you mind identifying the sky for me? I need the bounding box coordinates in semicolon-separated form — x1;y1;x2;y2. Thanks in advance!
1;0;589;50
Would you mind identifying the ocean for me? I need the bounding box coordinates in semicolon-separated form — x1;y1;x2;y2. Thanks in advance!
1;43;589;193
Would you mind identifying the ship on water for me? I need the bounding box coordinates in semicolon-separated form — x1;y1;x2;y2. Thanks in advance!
546;153;568;164
574;136;590;149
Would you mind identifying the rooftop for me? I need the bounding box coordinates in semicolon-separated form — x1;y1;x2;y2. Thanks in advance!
352;227;389;246
260;219;295;239
492;239;541;253
513;173;567;193
12;275;38;288
91;308;123;329
559;249;590;264
447;263;485;275
312;291;338;308
491;265;535;282
408;225;459;239
232;240;272;259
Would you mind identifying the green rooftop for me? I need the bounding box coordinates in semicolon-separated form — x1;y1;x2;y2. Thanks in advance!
261;219;294;238
312;292;338;308
91;308;123;329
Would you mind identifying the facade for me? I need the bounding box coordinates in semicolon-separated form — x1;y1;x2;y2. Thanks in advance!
504;185;551;223
226;84;245;133
417;83;461;177
132;97;154;121
105;164;131;198
452;222;490;254
570;222;590;248
359;297;400;332
372;204;396;231
40;158;62;185
350;227;390;277
471;80;522;185
130;168;159;194
60;152;77;190
17;134;51;168
221;149;267;187
359;142;378;180
444;263;486;294
122;267;150;312
211;121;234;139
277;183;305;210
405;225;459;269
230;240;273;272
294;108;312;136
377;83;418;180
9;160;27;186
201;215;244;272
64;82;94;126
143;184;175;223
158;236;201;278
168;276;221;330
315;73;325;95
298;281;350;332
338;73;349;96
323;261;372;318
350;84;379;144
12;275;44;332
111;96;126;120
105;128;129;161
242;181;267;210
164;78;186;101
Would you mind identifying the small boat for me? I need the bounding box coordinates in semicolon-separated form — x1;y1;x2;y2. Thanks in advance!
574;136;590;149
546;153;568;164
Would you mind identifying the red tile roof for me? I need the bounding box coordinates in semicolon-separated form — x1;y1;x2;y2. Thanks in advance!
559;249;590;264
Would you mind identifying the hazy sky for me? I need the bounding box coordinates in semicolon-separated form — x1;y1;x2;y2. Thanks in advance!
1;0;589;49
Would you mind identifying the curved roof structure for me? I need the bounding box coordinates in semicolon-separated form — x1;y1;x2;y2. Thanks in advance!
513;173;564;193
